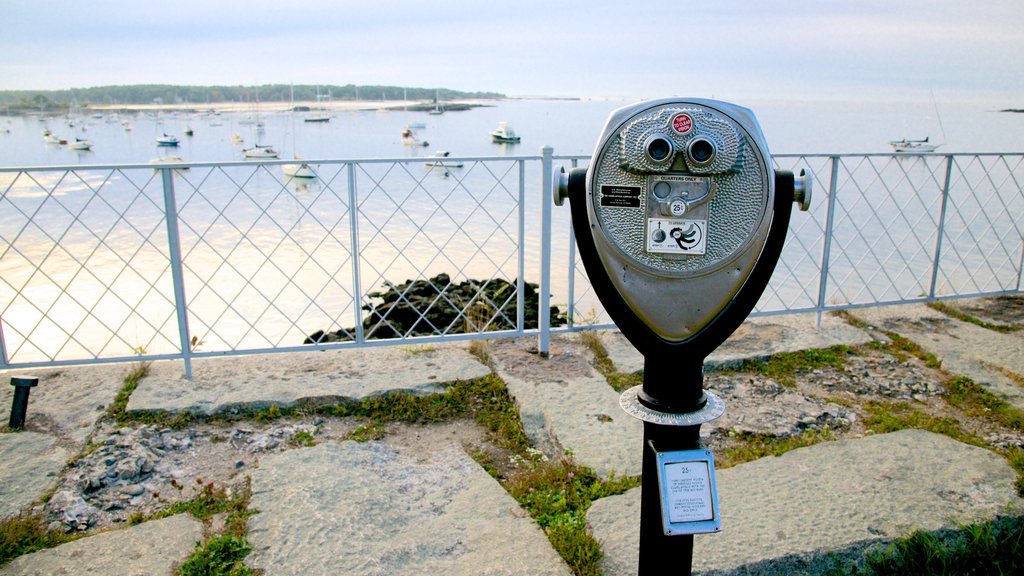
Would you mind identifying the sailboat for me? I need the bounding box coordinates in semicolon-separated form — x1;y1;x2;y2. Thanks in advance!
890;91;946;153
283;84;318;178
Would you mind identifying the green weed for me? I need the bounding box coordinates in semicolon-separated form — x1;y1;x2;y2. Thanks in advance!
861;401;982;446
943;376;1024;432
505;457;638;576
289;430;316;448
177;534;254;576
728;345;852;387
0;514;79;567
858;514;1024;575
926;301;1020;333
718;428;836;468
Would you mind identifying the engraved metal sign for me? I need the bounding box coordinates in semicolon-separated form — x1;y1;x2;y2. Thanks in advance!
654;448;722;536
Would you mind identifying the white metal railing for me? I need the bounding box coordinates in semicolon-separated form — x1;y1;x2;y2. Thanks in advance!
1;151;1022;376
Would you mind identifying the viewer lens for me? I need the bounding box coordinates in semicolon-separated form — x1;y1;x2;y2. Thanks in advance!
646;137;672;162
688;138;716;166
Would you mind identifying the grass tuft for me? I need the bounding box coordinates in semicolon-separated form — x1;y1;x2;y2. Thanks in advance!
856;514;1024;575
0;514;79;567
177;533;254;576
943;376;1024;432
718;428;836;468
727;345;852;387
926;301;1020;333
861;401;982;446
505;457;638;576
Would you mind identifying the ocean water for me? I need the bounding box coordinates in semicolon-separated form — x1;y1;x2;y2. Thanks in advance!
2;97;1023;167
1;98;1022;361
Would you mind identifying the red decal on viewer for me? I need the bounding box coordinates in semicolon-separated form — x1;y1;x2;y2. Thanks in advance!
672;114;693;134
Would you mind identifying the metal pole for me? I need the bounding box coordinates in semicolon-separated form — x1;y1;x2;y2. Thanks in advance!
8;376;38;429
567;158;578;329
637;357;703;576
929;155;954;299
538;146;553;356
161;168;193;380
347;163;365;344
815;156;840;325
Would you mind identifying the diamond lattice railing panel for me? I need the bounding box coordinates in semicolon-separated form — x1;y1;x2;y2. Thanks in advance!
171;163;358;351
934;155;1024;295
755;155;833;312
823;155;948;306
0;168;180;363
3;153;1023;368
354;160;524;340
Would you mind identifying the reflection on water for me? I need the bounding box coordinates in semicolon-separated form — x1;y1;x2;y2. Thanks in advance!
2;100;1022;364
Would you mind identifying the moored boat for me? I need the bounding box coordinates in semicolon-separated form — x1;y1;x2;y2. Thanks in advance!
890;137;939;153
401;127;429;147
490;121;520;143
157;134;180;147
424;151;464;168
304;111;331;123
243;145;279;159
282;157;317;178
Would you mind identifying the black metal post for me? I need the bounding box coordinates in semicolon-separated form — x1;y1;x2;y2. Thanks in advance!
8;376;38;429
637;356;705;576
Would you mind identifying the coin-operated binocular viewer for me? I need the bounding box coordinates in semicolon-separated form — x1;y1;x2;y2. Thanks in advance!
555;98;810;575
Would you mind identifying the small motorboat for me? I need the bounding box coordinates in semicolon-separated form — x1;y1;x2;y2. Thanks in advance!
149;155;190;171
157;134;180;147
69;138;92;151
304;111;331;123
282;157;317;178
243;145;279;159
42;130;67;145
424;151;464;168
490;121;521;143
401;127;429;147
231;133;244;144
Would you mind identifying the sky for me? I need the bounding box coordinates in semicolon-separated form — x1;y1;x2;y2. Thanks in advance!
2;0;1022;106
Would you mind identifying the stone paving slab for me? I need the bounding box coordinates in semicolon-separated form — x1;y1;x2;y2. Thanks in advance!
602;312;874;375
0;513;203;576
488;337;643;478
0;365;126;447
856;303;1024;410
589;429;1023;576
246;440;570;576
129;344;490;415
0;432;70;521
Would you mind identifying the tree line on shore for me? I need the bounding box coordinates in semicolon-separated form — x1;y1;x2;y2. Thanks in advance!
0;84;505;113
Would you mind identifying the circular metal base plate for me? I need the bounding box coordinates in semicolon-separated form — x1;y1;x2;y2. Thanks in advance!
619;386;725;426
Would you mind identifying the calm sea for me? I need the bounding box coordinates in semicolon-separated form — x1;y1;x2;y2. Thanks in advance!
2;97;1022;166
1;98;1022;361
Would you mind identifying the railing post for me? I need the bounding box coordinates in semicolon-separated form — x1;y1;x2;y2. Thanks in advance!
347;163;365;344
929;155;955;299
0;318;9;370
517;160;526;333
161;168;193;380
538;146;554;356
815;156;840;326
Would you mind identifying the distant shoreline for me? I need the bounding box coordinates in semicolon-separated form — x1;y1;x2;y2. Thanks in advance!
81;98;499;114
